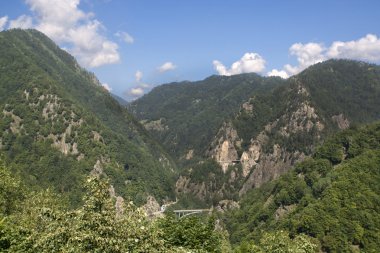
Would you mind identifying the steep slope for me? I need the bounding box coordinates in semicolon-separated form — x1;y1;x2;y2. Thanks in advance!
111;93;129;107
129;74;284;164
225;122;380;252
0;29;176;205
232;60;380;195
132;59;380;207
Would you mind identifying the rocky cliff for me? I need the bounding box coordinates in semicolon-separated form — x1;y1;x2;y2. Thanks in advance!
134;59;380;207
175;81;328;204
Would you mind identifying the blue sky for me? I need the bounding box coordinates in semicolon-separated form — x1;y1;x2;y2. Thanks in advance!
1;0;380;100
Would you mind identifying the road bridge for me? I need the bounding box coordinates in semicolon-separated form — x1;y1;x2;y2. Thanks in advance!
173;209;212;218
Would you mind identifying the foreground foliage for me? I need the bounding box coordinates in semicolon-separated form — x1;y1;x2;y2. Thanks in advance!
158;213;231;252
0;164;229;252
236;231;318;253
1;173;164;252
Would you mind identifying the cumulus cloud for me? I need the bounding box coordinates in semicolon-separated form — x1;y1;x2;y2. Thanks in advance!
0;16;8;31
9;0;120;68
158;62;177;73
8;15;33;29
135;70;143;82
102;83;112;92
284;42;326;75
327;34;380;61
138;83;150;88
213;52;266;76
268;34;380;78
122;70;151;100
128;87;144;97
134;70;150;88
267;69;289;79
115;31;134;44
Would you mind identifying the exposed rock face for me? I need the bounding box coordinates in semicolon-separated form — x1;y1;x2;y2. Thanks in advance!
177;83;329;204
206;84;321;198
332;114;350;130
175;165;243;203
240;140;261;177
176;175;208;200
216;199;240;212
115;196;125;218
279;101;324;136
274;204;297;220
92;131;104;142
91;159;103;176
185;149;194;160
142;195;161;216
241;101;253;114
239;91;319;195
35;93;86;158
2;109;22;134
158;155;175;172
208;122;241;173
140;118;168;131
41;94;61;120
109;185;116;198
240;146;305;196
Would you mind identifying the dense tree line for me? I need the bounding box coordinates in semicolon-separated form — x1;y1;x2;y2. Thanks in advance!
224;122;380;252
0;160;231;252
0;29;177;205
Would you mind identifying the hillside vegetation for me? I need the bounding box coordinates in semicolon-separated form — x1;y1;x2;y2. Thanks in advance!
132;59;380;209
129;74;284;164
0;160;232;252
0;29;176;205
225;122;380;252
131;60;380;165
1;28;380;252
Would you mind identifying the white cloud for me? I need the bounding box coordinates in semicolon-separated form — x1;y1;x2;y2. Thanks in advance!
327;34;380;61
284;42;326;75
122;70;151;100
0;16;8;31
8;15;33;29
139;83;150;88
135;70;143;82
269;34;380;78
9;0;120;68
128;87;144;97
212;60;228;76
158;62;177;73
102;83;112;92
213;52;266;76
267;69;289;79
115;31;134;44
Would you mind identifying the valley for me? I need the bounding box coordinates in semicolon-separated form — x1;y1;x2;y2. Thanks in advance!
1;29;379;252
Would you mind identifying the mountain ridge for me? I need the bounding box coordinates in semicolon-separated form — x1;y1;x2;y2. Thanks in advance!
131;58;380;208
0;28;176;205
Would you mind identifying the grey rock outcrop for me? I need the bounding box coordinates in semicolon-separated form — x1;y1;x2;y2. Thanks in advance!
207;122;241;172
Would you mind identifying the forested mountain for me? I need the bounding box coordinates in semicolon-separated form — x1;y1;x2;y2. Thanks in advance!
225;122;380;252
131;59;380;209
111;93;129;107
0;29;176;205
1;28;380;252
129;74;284;164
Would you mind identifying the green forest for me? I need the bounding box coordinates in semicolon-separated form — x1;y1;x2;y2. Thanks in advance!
225;122;380;252
0;29;177;205
0;160;230;252
0;29;380;252
6;121;379;252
